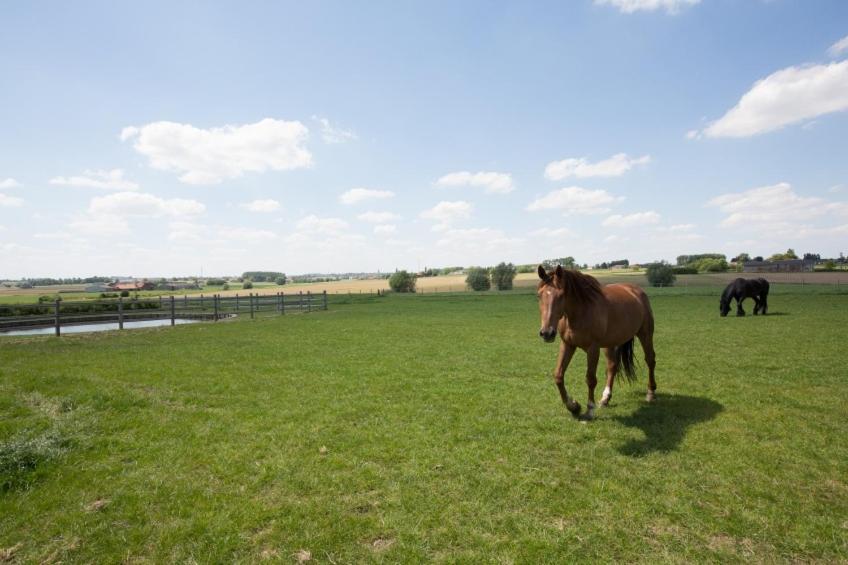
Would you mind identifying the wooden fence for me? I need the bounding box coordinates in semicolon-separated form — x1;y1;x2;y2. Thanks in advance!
0;291;328;336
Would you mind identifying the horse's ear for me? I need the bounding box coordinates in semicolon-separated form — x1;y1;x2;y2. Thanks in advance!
554;265;564;280
537;265;547;280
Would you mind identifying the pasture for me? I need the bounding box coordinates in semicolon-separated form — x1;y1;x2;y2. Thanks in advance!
1;288;846;562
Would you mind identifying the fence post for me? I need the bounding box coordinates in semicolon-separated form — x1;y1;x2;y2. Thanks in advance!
184;294;188;308
170;295;175;326
118;297;124;330
213;294;219;321
250;293;255;319
159;295;162;309
54;299;61;337
200;294;204;310
323;290;328;310
281;292;285;315
299;291;303;312
307;291;312;313
235;293;239;311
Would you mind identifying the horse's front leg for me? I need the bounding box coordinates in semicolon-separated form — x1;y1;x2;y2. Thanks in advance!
736;297;746;317
583;345;600;420
553;340;580;417
752;297;761;315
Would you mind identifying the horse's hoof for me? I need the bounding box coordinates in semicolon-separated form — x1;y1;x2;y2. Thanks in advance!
645;391;656;403
600;397;610;407
579;411;595;422
566;401;582;418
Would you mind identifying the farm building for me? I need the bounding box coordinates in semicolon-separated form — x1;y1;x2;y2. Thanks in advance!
109;279;156;291
742;259;815;273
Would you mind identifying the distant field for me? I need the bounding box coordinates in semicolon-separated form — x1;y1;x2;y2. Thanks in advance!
1;289;846;561
3;270;848;305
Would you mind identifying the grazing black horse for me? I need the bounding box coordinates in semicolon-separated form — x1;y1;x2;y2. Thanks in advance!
720;278;769;317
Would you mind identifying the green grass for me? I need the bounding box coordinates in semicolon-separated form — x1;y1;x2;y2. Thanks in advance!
1;290;846;562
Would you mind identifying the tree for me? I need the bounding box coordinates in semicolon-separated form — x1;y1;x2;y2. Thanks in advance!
242;281;253;289
803;252;820;261
542;257;576;270
733;253;751;263
275;275;287;285
645;262;676;287
491;262;517;290
388;270;416;293
465;267;491;291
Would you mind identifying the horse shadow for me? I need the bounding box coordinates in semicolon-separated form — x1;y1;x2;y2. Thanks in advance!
613;394;723;456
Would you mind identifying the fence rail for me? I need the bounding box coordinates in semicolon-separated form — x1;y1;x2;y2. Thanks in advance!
0;291;328;336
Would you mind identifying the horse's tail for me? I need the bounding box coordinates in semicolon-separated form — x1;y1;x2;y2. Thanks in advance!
614;338;637;383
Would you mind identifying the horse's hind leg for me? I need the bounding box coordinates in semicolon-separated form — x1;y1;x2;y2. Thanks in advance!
600;347;616;406
637;330;657;403
761;294;768;315
753;297;761;315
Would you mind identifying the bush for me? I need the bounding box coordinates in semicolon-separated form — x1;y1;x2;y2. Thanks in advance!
388;270;416;293
491;262;517;290
672;266;697;275
119;290;130;297
242;281;253;290
465;267;491;291
205;278;226;286
275;276;287;285
222;283;230;291
646;262;676;287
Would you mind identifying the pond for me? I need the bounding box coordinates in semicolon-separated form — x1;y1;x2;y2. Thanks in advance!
0;318;200;336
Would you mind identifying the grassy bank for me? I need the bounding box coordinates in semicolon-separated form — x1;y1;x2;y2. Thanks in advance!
1;290;846;561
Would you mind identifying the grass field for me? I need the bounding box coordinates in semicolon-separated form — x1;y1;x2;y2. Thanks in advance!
1;288;847;562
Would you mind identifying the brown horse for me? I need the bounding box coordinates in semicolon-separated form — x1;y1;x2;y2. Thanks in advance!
537;265;657;420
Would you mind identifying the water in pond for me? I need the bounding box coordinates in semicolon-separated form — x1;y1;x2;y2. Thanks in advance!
0;318;200;337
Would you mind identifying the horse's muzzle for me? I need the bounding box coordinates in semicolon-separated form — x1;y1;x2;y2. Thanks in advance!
539;329;557;342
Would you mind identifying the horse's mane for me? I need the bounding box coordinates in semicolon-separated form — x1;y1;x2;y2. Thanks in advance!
560;269;604;305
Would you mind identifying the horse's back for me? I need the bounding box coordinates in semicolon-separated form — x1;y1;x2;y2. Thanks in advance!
602;283;654;337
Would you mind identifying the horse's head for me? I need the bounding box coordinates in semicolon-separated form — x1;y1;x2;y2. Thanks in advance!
537;264;565;343
719;299;730;317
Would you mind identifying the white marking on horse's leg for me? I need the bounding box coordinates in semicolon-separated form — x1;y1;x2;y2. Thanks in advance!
601;386;612;405
646;390;656;403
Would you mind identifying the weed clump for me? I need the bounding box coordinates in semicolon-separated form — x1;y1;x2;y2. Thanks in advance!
0;430;68;492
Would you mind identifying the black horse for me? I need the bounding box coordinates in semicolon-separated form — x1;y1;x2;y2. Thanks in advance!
720;278;769;317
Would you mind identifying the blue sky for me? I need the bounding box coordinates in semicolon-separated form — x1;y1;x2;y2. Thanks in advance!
1;0;847;277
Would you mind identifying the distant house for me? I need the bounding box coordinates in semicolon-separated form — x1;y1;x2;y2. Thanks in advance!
109;279;156;291
85;283;112;293
743;259;815;273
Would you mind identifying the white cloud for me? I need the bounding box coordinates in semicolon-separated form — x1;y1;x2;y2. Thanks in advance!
685;130;700;140
339;187;395;205
544;153;650;180
312;115;357;144
526;186;623;215
89;191;205;218
0;193;24;207
700;61;848;138
708;182;847;230
0;178;21;189
594;0;700;14
602;211;661;228
357;211;401;223
121;118;312;184
49;169;139;191
295;214;350;234
219;226;278;242
168;221;206;241
69;214;130;236
373;224;396;235
828;35;848;58
239;199;280;213
656;223;696;232
435;171;515;194
830;184;845;194
420;201;473;226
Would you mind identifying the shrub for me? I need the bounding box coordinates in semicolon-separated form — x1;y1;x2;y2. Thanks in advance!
119;290;130;297
822;260;837;271
465;267;491;291
242;281;254;290
206;278;226;286
671;266;697;275
275;276;287;285
645;262;676;287
388;270;416;293
491;262;517;290
222;283;230;291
